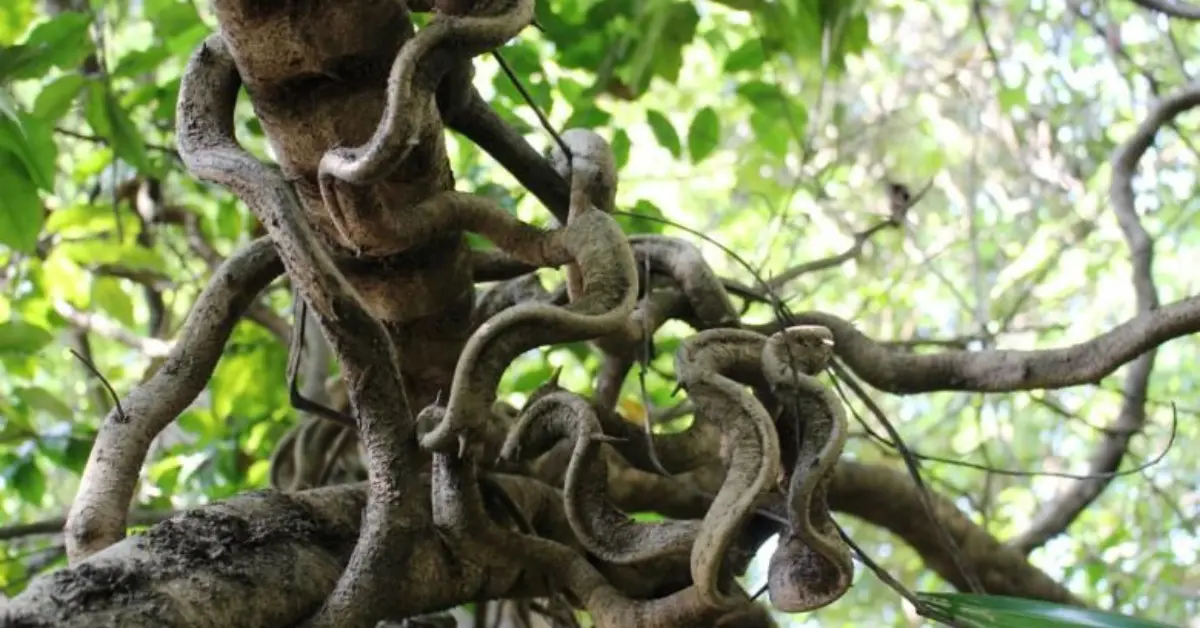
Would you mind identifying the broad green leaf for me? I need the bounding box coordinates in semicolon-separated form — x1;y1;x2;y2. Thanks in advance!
33;73;85;122
625;8;669;94
0;0;37;45
0;87;19;123
840;13;870;56
584;0;633;23
84;82;149;172
749;110;789;157
245;459;271;487
0;11;92;81
42;247;89;305
611;128;631;170
57;240;167;271
92;277;136;328
999;85;1027;113
0;396;34;436
661;2;700;46
37;435;91;474
511;362;555;393
564;104;611;129
0;153;44;252
0;112;57;191
9;457;47;505
686;106;720;163
147;0;202;40
495;40;542;78
617;199;665;234
645;110;681;158
917;593;1176;628
474;182;517;215
45;204;126;237
723;40;765;73
15;386;72;420
112;47;171;78
0;321;53;356
215;198;243;240
708;0;762;9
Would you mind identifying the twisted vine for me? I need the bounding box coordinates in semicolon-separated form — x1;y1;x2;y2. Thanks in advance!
318;0;537;255
500;388;700;564
761;326;853;612
418;134;639;455
674;329;782;610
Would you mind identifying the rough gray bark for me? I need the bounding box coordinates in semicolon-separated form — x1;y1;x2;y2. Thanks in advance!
10;1;1197;627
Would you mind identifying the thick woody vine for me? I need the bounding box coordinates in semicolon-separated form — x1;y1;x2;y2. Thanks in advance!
5;0;1199;627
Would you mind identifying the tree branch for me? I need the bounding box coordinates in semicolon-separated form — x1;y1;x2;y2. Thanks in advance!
829;461;1085;606
1009;81;1200;553
53;301;175;358
766;220;897;290
1127;0;1200;20
63;238;283;561
7;461;1082;626
0;510;174;542
746;294;1200;394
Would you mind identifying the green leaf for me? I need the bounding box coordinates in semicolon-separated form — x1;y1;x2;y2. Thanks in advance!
42;247;89;305
511;362;555;393
611;128;631;170
686;107;720;163
645;110;680;158
83;82;149;172
92;277;136;328
998;85;1026;113
37;433;91;473
564;104;611;129
0;11;92;81
724;39;765;73
0;87;19;123
147;0;203;40
0;112;57;191
15;386;72;420
0;152;44;252
917;593;1177;628
840;13;870;56
112;47;171;78
33;73;85;122
57;240;167;271
0;320;53;356
10;457;47;505
749;110;790;157
0;0;37;46
617;199;666;234
45;204;127;236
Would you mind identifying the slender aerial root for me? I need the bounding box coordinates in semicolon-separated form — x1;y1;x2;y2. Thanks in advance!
761;326;853;612
674;329;781;610
500;390;700;564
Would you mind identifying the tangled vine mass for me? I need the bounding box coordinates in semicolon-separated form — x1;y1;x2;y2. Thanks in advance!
5;0;1200;627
